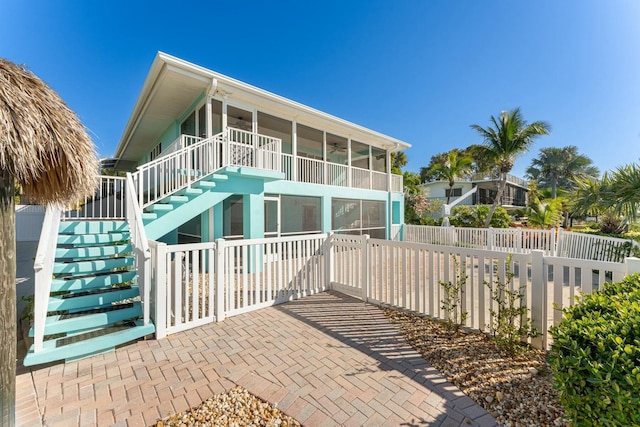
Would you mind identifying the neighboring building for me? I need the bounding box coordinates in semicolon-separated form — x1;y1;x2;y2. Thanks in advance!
113;52;409;243
422;173;528;211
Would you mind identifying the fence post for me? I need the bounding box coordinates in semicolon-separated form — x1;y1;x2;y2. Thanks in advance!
625;257;640;275
216;239;226;322
154;242;167;339
362;235;370;302
488;228;495;251
324;232;333;290
529;250;546;350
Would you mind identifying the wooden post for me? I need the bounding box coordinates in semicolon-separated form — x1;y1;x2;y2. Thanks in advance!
215;239;226;322
154;243;167;339
530;250;546;349
362;235;370;302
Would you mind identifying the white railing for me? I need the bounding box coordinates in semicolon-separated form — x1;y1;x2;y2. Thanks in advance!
390;224;402;241
371;171;387;191
326;162;348;187
391;174;403;193
32;205;61;352
346;225;555;257
145;231;640;349
351;167;371;190
162;135;204;158
404;225;631;260
220;234;328;317
297;156;325;185
126;173;151;325
133;133;223;209
226;128;281;172
282;153;293;180
470;172;528;188
556;229;634;262
64;175;126;220
328;234;640;349
149;234;328;338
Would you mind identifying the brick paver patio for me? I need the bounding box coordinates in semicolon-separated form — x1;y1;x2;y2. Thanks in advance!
17;291;497;426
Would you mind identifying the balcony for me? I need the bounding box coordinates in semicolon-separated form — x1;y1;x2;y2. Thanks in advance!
164;129;403;193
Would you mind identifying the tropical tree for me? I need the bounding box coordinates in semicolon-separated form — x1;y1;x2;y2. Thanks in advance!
526;145;599;199
608;163;640;221
431;150;473;203
390;151;408;174
471;108;551;228
0;58;98;425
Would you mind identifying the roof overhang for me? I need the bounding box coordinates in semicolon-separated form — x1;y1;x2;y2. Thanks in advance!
115;52;411;170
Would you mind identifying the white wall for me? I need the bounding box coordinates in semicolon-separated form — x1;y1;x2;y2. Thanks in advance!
16;205;44;242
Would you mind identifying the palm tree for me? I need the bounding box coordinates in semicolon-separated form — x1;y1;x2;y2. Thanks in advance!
609;163;640;221
432;150;473;203
0;58;98;425
526;145;599;199
471;108;551;228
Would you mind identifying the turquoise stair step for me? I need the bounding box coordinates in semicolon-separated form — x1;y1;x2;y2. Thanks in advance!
194;181;216;189
47;286;139;312
165;195;188;204
209;173;228;181
142;213;157;221
57;232;130;246
146;204;173;213
177;188;204;197
59;221;128;234
51;271;137;292
53;256;134;275
23;320;155;366
55;244;132;260
32;301;143;336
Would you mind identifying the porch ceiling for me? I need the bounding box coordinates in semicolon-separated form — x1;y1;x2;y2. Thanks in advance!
115;63;211;169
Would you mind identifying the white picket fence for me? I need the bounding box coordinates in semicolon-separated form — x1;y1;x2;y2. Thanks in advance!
149;234;328;338
330;234;640;349
403;224;635;262
147;232;640;349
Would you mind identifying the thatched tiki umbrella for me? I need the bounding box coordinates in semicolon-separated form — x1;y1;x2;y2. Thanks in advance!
0;58;98;425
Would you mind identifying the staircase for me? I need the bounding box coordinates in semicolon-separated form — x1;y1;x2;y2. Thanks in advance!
23;220;155;366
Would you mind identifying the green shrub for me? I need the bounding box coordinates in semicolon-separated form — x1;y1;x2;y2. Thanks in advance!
449;205;511;228
549;274;640;426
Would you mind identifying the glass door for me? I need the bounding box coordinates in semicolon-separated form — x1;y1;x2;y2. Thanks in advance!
264;196;280;238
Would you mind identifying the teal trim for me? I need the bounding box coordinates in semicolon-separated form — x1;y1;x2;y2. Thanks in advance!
57;232;130;246
53;256;135;276
51;271;137;292
243;193;264;239
47;286;139;312
59;221;127;234
392;201;401;224
33;302;142;336
55;243;132;260
23;320;154;367
213;203;223;239
321;195;332;233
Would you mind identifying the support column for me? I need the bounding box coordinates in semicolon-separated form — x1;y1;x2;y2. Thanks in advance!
243;193;264;239
322;195;332;233
213;203;224;240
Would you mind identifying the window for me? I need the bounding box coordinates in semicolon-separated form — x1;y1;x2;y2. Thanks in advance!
181;111;196;136
327;133;348;165
211;99;223;135
445;188;462;198
332;198;386;239
281;195;321;235
258;112;292;154
371;147;386;173
149;143;161;161
297;124;323;160
351;140;369;169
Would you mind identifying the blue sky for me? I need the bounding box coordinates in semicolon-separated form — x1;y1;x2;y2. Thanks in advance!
2;1;640;178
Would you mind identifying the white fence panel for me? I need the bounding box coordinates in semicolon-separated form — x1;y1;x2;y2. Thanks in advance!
220;234;328;317
16;205;45;241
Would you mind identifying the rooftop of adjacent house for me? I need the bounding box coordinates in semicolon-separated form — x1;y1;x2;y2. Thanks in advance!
115;52;411;170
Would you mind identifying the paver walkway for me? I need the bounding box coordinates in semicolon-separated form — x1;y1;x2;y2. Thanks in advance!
17;291;496;426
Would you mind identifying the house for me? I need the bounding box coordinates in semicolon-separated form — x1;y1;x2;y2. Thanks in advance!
23;52;409;365
421;172;528;213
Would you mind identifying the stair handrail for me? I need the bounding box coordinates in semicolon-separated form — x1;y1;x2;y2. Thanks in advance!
126;172;152;325
131;132;224;209
33;205;61;352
